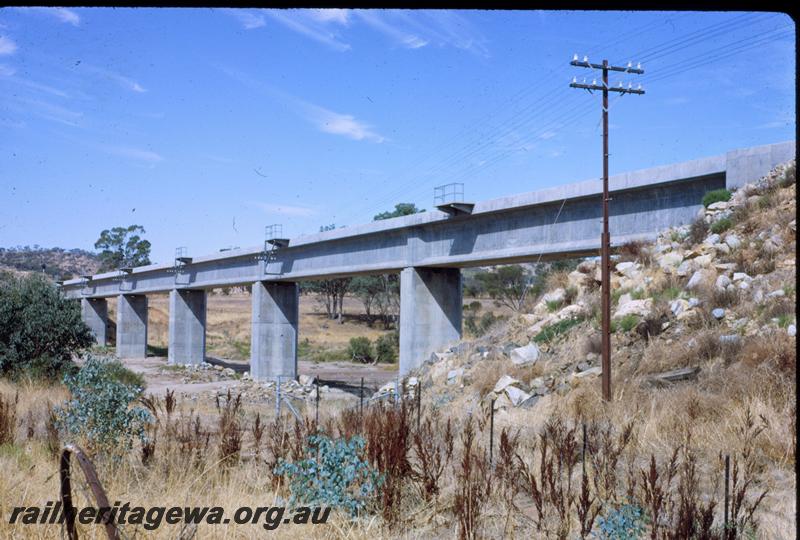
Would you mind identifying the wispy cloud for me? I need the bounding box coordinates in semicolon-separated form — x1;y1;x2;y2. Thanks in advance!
250;201;317;217
308;9;351;25
81;64;146;93
11;97;83;127
219;66;385;143
223;9;266;29
356;10;428;49
4;74;70;98
0;63;15;76
0;36;17;56
22;7;81;26
357;10;489;56
265;10;351;51
223;9;487;57
303;103;385;142
105;145;164;164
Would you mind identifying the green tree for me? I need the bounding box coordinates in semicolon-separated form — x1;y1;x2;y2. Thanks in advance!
373;202;423;221
350;274;399;328
474;265;532;312
0;272;93;380
302;278;352;321
94;225;151;272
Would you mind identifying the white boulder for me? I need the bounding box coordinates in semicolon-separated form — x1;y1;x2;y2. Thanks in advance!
670;299;690;316
542;288;566;304
613;298;652;319
725;234;741;249
505;386;532;407
493;375;522;394
510;343;541;365
715;275;731;290
686;269;716;290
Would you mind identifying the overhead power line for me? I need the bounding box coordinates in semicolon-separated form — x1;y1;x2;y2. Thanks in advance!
337;14;785;226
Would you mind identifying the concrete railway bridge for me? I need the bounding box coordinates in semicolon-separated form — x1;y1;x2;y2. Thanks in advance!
62;141;795;378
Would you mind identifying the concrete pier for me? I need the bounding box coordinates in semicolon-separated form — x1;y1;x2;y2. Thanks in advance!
251;281;299;380
116;294;148;358
81;298;108;346
168;289;207;365
399;267;462;375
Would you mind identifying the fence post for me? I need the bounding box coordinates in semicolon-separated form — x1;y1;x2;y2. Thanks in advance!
489;398;495;468
724;454;730;540
359;377;364;421
275;375;281;418
416;382;421;431
582;422;587;477
315;379;320;430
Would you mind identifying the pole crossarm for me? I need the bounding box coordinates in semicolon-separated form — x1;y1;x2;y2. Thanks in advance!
570;59;644;74
569;82;645;94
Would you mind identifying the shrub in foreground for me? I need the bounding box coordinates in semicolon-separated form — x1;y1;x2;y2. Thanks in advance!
56;356;151;454
0;272;93;380
276;434;382;516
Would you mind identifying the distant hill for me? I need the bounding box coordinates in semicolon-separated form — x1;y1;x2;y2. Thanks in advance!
0;246;101;280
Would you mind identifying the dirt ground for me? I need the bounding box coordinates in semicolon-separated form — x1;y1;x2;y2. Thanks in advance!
120;355;398;399
100;292;509;404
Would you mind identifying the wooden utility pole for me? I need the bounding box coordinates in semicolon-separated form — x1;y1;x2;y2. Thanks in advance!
569;55;644;401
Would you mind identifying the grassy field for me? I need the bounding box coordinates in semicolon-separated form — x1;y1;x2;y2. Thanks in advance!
101;292;512;365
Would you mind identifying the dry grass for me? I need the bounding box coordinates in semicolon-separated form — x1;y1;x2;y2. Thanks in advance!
616;239;654;266
0;352;795;539
544;268;571;293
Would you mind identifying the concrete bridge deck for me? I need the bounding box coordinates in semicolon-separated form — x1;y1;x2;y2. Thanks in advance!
64;141;795;377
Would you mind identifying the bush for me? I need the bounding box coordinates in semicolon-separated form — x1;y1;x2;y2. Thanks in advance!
701;188;731;208
56;356;151;454
546;300;562;312
617;240;652;265
0;273;94;380
533;317;584;343
375;334;397;363
347;337;373;363
465;311;498;337
687;217;709;245
593;503;647;539
618;314;640;333
778;162;796;187
709;217;732;234
469;300;482;311
276;434;382;516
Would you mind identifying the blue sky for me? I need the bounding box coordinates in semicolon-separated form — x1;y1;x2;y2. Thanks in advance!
0;8;795;264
